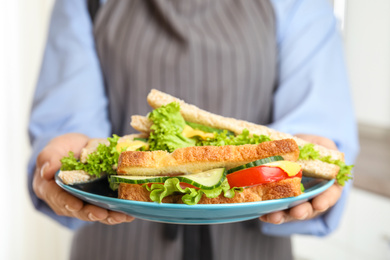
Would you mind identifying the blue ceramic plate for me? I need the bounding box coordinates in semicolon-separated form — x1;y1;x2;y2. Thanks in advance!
55;172;334;224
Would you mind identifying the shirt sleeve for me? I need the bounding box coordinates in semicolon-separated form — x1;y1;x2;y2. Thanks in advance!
28;0;111;230
262;0;359;236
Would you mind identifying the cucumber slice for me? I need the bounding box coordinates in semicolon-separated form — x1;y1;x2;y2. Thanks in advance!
110;168;226;190
227;156;284;174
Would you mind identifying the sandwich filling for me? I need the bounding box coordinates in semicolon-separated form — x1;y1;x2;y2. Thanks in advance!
111;158;302;205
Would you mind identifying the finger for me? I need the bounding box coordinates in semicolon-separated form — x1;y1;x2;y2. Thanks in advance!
126;215;135;222
260;202;314;224
294;134;338;150
72;204;109;222
311;184;343;212
288;201;314;221
47;181;84;212
37;151;62;180
38;176;112;222
32;167;44;199
33;167;84;216
99;212;135;225
40;180;84;216
260;204;313;224
260;211;286;224
106;211;133;224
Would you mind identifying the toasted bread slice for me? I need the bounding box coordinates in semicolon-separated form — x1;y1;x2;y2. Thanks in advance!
58;170;97;185
118;177;302;203
144;89;343;180
130;116;153;134
117;139;299;176
130;115;340;180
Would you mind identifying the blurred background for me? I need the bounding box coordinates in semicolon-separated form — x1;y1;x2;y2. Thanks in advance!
1;0;389;259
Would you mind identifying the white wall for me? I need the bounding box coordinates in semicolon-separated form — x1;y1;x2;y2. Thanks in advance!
345;0;390;128
293;188;390;260
0;1;72;260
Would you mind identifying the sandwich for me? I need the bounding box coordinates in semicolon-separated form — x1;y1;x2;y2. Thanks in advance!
59;89;352;205
131;89;352;184
113;139;303;204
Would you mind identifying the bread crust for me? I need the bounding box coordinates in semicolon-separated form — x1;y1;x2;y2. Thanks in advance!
117;139;299;176
130;116;153;134
297;159;339;179
58;170;96;185
118;177;302;203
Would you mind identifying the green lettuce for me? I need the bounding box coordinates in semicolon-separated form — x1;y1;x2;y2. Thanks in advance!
197;129;271;147
148;102;196;152
144;178;243;205
185;121;234;135
60;135;120;177
300;183;305;193
147;102;271;152
298;144;353;186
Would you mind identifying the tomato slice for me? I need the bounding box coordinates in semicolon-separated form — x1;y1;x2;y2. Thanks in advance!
179;182;199;190
226;166;302;187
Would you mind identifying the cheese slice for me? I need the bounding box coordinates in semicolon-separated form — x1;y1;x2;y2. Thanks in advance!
116;140;149;152
264;161;302;177
182;125;215;140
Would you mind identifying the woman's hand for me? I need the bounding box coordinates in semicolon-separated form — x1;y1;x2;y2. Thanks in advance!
32;133;134;225
259;134;343;224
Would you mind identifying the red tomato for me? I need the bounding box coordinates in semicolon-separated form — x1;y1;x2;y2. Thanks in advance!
179;182;199;190
226;166;302;187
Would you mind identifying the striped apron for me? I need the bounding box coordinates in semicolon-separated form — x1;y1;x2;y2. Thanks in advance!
70;0;293;259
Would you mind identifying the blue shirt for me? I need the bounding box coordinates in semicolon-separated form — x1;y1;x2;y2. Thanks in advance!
28;0;359;235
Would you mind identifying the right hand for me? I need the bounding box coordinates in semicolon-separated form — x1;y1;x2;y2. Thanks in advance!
32;133;134;225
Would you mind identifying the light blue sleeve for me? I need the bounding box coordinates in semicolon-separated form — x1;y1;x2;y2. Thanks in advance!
28;0;110;230
263;0;359;236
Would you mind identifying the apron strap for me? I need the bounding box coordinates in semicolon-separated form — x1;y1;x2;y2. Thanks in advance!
87;0;100;22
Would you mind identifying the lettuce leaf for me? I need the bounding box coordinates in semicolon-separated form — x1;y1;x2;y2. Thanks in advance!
298;143;321;160
60;135;120;177
147;102;271;152
143;178;243;205
196;129;271;147
185;121;234;135
148;102;196;152
300;183;305;193
298;144;353;186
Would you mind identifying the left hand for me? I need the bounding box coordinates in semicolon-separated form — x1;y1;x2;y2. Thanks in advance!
259;134;343;224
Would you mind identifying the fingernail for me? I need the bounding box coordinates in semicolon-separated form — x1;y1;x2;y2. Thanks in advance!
126;216;135;222
297;212;309;220
40;162;50;178
107;217;117;224
316;204;328;212
65;204;77;212
88;213;98;221
275;216;285;225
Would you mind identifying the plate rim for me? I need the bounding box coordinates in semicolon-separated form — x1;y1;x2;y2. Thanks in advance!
55;171;335;209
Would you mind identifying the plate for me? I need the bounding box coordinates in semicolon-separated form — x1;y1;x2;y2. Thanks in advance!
55;172;334;224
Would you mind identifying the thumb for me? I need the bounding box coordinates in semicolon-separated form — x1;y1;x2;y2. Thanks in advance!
36;133;90;180
36;147;64;180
